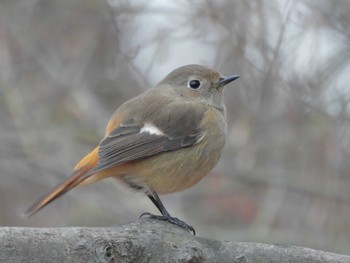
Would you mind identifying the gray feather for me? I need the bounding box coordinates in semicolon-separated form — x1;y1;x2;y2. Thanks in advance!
90;105;206;174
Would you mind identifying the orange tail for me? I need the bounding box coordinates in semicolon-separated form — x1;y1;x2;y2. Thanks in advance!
24;147;99;217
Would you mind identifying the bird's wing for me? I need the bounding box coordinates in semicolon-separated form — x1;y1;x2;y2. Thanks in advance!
90;104;206;174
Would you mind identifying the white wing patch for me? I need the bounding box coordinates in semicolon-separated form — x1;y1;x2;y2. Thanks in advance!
140;123;164;136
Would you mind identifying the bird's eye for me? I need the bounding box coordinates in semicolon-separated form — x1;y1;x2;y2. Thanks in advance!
188;80;201;89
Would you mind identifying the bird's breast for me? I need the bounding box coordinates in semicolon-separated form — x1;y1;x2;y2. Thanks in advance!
120;107;227;194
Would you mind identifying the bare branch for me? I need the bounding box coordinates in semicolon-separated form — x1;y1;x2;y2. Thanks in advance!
1;220;349;263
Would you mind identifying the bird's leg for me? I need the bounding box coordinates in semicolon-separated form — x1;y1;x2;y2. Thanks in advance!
139;189;195;235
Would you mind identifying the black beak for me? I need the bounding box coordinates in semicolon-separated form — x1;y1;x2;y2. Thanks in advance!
218;75;240;87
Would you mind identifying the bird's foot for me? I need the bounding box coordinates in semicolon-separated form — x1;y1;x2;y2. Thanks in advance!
140;212;195;235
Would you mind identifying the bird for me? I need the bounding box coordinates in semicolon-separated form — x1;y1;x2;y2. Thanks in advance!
25;64;239;235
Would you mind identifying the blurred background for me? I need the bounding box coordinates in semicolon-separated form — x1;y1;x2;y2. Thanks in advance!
1;0;350;254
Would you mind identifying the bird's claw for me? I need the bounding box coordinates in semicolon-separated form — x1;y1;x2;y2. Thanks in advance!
140;212;196;235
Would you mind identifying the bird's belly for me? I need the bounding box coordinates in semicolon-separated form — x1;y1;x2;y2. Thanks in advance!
121;140;223;194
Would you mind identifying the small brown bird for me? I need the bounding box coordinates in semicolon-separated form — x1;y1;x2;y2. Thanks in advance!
25;64;239;234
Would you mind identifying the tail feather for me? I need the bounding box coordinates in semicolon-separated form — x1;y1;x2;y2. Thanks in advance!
24;147;100;217
24;167;91;217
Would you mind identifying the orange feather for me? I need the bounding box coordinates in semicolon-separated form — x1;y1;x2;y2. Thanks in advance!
25;147;100;217
25;112;126;217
